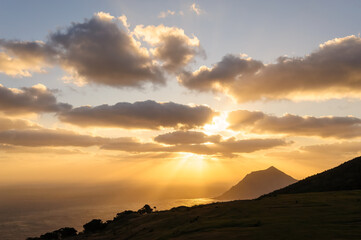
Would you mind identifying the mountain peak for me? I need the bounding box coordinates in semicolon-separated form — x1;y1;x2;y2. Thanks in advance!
216;166;297;200
267;166;277;170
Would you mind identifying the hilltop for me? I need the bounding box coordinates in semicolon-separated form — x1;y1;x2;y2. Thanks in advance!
265;156;361;196
216;166;297;200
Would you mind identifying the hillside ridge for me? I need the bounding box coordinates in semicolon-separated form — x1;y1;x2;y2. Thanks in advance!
263;156;361;197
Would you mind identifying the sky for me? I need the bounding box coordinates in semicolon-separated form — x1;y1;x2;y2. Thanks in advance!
1;0;361;195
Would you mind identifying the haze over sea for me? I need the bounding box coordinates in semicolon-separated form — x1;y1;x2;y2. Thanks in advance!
0;196;214;240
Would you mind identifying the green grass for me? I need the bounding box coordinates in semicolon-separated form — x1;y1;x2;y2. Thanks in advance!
64;190;361;240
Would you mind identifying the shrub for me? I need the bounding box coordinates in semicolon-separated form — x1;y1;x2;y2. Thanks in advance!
27;227;77;240
57;227;77;238
83;219;106;233
137;204;153;214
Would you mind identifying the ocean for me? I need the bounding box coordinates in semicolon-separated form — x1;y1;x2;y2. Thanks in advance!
0;198;216;240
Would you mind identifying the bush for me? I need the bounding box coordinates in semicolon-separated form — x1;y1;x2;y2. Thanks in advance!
83;219;106;233
57;227;77;238
116;210;135;217
137;204;153;214
40;232;59;240
27;227;77;240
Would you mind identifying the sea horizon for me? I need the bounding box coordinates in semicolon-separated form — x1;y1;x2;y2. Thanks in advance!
0;197;217;240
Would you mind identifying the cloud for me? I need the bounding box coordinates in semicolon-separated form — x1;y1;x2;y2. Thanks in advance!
49;13;165;87
178;54;263;92
0;126;286;156
134;24;202;72
228;110;361;139
0;129;106;147
104;135;288;156
96;11;115;21
59;100;217;129
100;140;163;153
0;40;54;77
0;13;165;88
0;144;84;155
118;15;130;28
154;131;221;145
301;141;361;155
0;117;39;131
190;3;202;15
105;152;179;163
0;12;205;86
179;36;361;102
0;84;71;115
168;138;288;156
0;12;205;87
0;128;147;149
158;10;176;18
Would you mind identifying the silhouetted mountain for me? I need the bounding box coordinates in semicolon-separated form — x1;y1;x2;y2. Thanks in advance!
265;156;361;196
216;166;297;200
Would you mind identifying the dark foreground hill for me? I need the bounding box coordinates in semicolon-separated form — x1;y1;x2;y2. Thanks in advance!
216;166;297;200
265;156;361;196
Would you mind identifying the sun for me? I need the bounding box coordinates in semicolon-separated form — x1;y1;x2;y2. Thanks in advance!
203;112;230;134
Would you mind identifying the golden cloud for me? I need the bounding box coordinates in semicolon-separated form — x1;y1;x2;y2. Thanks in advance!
134;24;202;72
59;100;217;130
179;36;361;102
0;84;71;115
154;131;221;145
228;110;361;139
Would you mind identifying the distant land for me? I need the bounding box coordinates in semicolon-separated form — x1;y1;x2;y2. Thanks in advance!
216;166;297;200
27;156;361;240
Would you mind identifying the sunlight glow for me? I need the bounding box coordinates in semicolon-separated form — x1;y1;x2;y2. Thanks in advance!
181;153;206;172
203;112;229;135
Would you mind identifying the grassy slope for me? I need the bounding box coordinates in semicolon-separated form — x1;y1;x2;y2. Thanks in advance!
266;156;361;196
66;190;361;240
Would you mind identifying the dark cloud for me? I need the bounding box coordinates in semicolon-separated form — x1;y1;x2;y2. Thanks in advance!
0;84;71;115
179;36;361;102
0;39;55;61
99;136;162;152
103;136;288;156
1;13;205;87
0;127;287;156
0;40;54;77
301;141;361;154
0;13;165;87
59;100;217;129
154;131;221;145
49;14;165;87
134;25;203;72
228;110;361;139
0;129;106;147
168;138;288;156
178;54;263;92
0;128;152;149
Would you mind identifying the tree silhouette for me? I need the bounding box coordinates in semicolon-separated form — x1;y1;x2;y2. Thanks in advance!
137;204;153;214
83;219;106;233
26;227;77;240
